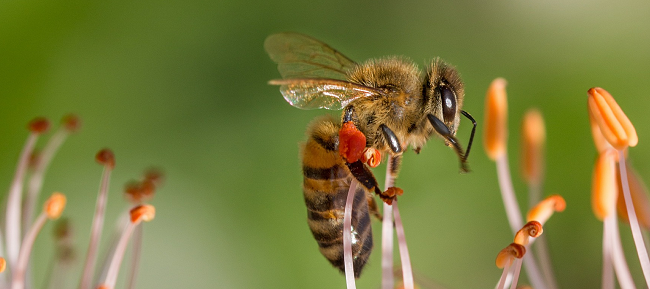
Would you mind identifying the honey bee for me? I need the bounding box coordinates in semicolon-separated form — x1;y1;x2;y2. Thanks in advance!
265;32;476;278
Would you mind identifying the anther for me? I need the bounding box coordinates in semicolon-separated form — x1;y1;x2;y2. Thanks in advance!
587;87;637;150
514;221;543;246
62;114;81;133
130;205;155;223
495;243;526;268
483;78;508;160
527;195;566;225
521;109;545;185
45;192;66;220
361;148;381;168
28;117;50;134
95;149;116;169
592;149;618;220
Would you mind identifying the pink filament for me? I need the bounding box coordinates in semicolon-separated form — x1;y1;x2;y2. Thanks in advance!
343;181;358;289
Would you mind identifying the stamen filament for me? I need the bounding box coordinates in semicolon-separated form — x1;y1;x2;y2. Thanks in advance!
607;213;636;289
12;192;65;289
24;117;76;237
343;181;358;289
617;151;650;287
6;128;43;269
80;149;115;289
125;224;143;289
12;213;47;289
381;158;395;289
99;205;154;289
393;200;413;289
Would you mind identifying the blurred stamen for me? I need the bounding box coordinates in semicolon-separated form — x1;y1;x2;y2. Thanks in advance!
79;149;115;289
521;109;546;205
6;117;50;269
12;193;66;289
98;205;155;289
24;115;80;238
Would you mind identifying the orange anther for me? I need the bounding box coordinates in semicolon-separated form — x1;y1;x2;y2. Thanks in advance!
130;204;156;223
527;195;566;225
592;149;618;220
521;109;545;185
495;243;526;268
95;148;116;169
338;121;366;163
587;87;637;150
45;192;66;220
361;148;381;168
483;78;508;160
0;257;5;273
28;117;50;134
514;221;543;245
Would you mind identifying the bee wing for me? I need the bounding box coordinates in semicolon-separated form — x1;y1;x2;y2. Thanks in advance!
269;78;384;110
265;33;357;79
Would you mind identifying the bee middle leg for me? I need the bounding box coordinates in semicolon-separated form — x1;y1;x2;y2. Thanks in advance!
346;160;403;205
366;192;382;221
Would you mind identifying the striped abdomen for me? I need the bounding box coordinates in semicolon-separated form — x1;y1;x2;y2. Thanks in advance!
301;116;373;278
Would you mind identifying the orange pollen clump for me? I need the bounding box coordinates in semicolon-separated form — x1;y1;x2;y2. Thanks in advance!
514;221;543;245
338;121;366;163
592;149;618;220
28;117;51;134
587;87;637;150
96;148;116;169
495;243;526;268
527;194;566;225
62;114;81;132
361;148;381;168
130;204;156;223
483;78;508;160
45;192;66;220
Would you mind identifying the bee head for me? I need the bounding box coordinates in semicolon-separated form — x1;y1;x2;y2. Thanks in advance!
423;58;464;136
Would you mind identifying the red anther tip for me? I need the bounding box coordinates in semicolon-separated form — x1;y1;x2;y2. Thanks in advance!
130;204;155;223
338;122;366;163
95;149;115;169
62;114;81;132
28;117;50;134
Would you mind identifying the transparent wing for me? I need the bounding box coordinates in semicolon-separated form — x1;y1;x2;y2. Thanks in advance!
264;32;357;80
269;79;383;110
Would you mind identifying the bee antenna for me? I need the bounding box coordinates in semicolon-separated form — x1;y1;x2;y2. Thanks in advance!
427;114;470;173
461;110;477;161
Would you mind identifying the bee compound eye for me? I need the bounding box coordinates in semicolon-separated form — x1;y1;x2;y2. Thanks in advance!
440;86;457;123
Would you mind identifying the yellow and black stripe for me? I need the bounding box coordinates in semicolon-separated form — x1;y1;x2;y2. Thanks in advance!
301;116;373;278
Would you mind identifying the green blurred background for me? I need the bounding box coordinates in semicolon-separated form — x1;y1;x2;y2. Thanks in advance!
1;0;650;288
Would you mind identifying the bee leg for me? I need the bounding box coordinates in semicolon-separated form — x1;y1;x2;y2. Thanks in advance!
379;124;402;154
346;160;403;205
366;192;383;221
427;114;470;173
